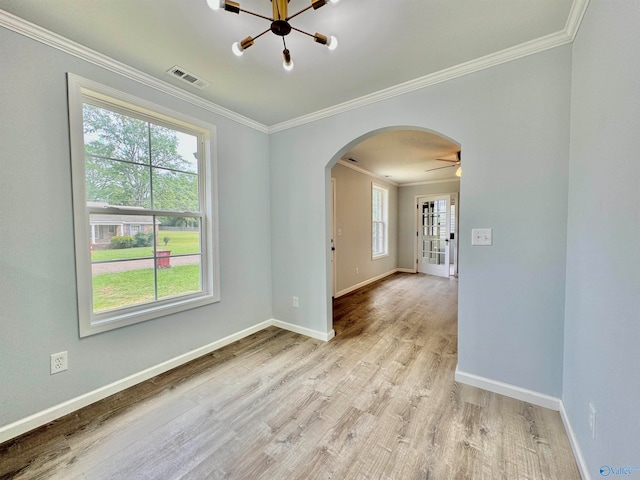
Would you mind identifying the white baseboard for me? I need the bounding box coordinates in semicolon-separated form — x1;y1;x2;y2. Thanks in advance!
455;367;588;479
270;319;335;342
560;401;591;480
396;268;416;273
0;318;333;444
454;367;561;411
335;268;407;298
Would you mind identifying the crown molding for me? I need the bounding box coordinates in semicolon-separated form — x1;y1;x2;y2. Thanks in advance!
271;0;594;134
0;10;269;134
565;0;590;41
336;160;399;187
269;29;572;133
401;177;460;187
2;0;589;136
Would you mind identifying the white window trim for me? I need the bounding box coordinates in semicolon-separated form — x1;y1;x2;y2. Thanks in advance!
372;183;389;260
67;73;220;337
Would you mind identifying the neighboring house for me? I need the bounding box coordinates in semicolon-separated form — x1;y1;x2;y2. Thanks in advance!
88;202;158;248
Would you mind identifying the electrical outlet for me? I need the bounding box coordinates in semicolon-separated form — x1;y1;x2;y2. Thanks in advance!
292;296;299;308
50;351;68;375
588;403;597;439
355;266;359;274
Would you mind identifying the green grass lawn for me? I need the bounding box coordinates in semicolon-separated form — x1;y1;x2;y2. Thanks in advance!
92;230;200;262
92;264;201;312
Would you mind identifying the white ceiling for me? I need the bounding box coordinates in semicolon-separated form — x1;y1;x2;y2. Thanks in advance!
0;0;577;183
1;0;574;127
338;129;461;185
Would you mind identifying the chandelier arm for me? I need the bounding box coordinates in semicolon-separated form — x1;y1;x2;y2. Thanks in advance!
252;28;272;41
237;8;273;22
286;5;314;21
289;25;316;39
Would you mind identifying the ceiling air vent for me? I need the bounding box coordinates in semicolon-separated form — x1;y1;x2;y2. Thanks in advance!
167;66;210;89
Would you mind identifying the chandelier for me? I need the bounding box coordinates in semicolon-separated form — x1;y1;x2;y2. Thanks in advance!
207;0;339;71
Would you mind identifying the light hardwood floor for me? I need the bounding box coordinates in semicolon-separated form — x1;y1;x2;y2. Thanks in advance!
0;273;580;479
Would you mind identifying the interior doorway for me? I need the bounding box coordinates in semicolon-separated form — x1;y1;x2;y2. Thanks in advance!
331;177;337;297
327;126;461;334
417;194;451;278
415;193;459;278
449;192;459;277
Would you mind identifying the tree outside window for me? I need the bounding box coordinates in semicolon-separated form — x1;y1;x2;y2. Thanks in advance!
68;74;219;336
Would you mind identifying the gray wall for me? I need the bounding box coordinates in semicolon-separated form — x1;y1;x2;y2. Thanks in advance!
563;0;640;473
398;181;460;270
0;27;272;427
270;44;571;397
8;6;638;474
331;163;397;295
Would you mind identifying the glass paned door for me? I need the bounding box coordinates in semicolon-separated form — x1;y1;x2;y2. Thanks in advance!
418;195;450;277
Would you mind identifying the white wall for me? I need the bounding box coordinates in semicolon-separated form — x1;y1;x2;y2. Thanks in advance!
398;181;460;270
563;0;640;475
331;163;397;295
0;26;272;430
270;44;572;397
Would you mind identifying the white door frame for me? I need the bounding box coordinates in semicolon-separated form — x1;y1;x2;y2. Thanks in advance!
331;177;337;297
451;192;459;277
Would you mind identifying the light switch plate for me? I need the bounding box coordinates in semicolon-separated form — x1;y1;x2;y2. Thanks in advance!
471;228;492;246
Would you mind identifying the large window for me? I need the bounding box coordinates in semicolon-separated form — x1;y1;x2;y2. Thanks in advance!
68;74;219;336
372;184;389;258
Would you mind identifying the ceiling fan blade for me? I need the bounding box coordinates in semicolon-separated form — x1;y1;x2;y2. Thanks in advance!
435;151;461;163
425;164;456;173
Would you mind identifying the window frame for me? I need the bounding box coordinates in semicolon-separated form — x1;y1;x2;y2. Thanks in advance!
68;73;220;337
371;183;389;259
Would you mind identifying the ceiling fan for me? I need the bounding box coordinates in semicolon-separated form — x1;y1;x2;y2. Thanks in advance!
425;151;462;176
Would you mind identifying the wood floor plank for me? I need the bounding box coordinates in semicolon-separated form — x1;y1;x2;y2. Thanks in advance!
0;273;580;480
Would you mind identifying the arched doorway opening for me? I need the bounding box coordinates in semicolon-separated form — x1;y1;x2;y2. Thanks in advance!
325;126;461;333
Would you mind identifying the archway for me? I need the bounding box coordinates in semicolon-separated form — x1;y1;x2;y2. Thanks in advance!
325;126;461;333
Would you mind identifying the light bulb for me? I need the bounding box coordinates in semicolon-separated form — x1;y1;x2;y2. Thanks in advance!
327;35;338;51
232;42;244;57
282;49;294;71
206;0;222;10
329;0;339;3
455;167;462;177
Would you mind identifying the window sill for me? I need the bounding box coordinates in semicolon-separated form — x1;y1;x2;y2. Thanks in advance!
80;292;220;337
